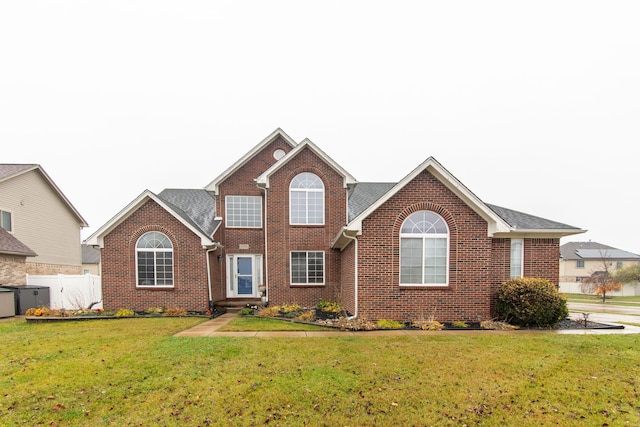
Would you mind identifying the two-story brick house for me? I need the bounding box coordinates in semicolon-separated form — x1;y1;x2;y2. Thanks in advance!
85;129;584;321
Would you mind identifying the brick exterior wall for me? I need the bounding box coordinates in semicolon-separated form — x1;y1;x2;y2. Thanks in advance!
101;199;210;312
355;170;495;323
0;254;28;285
264;146;345;308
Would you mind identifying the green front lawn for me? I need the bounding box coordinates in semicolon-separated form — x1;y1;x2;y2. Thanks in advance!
1;318;639;426
565;293;640;304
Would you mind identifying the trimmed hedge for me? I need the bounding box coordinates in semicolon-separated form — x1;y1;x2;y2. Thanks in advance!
496;277;568;328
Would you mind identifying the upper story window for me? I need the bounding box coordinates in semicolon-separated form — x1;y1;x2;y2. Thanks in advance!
290;172;324;225
1;210;12;232
225;196;262;228
576;259;585;268
510;239;524;279
136;231;173;287
616;261;624;269
400;211;449;286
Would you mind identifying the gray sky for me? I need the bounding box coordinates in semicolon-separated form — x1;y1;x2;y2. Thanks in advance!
2;1;639;254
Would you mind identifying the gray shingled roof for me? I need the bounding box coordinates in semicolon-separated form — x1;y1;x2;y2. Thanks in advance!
560;241;639;260
0;164;37;181
348;183;396;221
157;189;219;237
0;228;37;257
81;244;100;264
560;241;615;259
487;204;579;231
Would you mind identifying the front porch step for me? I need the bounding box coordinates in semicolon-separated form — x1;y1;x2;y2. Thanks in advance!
214;299;262;312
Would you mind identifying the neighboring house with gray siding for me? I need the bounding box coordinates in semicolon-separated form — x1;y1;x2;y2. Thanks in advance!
559;241;640;296
0;164;88;282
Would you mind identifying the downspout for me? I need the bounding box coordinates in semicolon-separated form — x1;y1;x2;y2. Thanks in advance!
258;184;269;304
342;231;358;320
205;246;218;313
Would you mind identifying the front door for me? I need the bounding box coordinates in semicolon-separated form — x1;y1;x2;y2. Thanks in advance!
227;255;261;298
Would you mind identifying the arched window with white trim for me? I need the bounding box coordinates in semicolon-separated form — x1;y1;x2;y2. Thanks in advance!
290;172;324;225
136;231;174;287
400;211;449;286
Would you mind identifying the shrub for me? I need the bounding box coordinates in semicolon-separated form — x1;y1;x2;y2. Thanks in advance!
144;307;165;315
317;300;343;313
295;310;316;322
411;319;444;331
257;306;281;317
163;307;187;317
115;308;135;317
238;307;255;316
376;319;404;329
495;277;568;328
451;321;469;328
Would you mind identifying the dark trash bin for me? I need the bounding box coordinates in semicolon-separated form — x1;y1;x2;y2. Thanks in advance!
0;285;50;315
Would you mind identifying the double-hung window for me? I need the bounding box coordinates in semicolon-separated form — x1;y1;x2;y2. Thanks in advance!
225;196;262;228
1;210;12;232
400;211;449;286
136;231;174;287
290;173;324;225
510;239;524;278
291;251;324;285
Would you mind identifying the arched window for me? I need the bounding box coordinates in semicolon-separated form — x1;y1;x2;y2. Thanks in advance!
290;172;324;225
136;231;174;287
400;211;449;286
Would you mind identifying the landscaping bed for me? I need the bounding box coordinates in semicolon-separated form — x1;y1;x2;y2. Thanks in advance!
23;306;225;322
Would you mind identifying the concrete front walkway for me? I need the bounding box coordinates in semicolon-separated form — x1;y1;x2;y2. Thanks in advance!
174;312;640;337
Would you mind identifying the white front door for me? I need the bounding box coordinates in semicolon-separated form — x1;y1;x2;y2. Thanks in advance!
226;255;261;298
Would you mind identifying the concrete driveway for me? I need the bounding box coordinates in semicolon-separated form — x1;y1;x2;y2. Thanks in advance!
567;302;640;326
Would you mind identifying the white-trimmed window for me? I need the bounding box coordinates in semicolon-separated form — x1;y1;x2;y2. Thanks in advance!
136;231;174;287
1;210;12;232
510;239;524;279
226;196;262;228
400;211;449;286
291;251;324;285
290;172;324;225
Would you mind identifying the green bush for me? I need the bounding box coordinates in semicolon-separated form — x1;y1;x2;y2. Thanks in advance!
376;319;404;329
115;308;135;317
495;277;568;328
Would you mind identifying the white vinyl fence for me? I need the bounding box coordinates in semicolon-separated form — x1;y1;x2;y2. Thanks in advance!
26;274;103;310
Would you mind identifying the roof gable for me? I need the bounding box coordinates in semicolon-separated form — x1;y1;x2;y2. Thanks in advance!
84;189;219;248
344;157;511;237
0;164;88;227
255;138;357;189
204;128;297;194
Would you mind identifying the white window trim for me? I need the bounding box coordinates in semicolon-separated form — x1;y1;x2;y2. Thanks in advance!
290;251;325;286
399;211;450;287
225;195;263;228
289;173;325;226
135;232;174;288
510;239;524;279
0;209;13;233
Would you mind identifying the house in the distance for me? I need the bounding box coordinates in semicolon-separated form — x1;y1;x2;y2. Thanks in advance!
0;164;88;285
559;241;640;296
85;129;584;321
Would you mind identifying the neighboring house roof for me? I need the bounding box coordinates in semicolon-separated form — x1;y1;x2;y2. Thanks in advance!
0;164;89;227
0;227;37;257
255;138;358;189
205;128;297;194
333;157;584;249
84;189;220;248
560;241;640;260
81;244;100;264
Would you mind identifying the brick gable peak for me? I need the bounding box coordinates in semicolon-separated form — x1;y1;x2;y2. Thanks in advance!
204;128;297;194
256;138;357;189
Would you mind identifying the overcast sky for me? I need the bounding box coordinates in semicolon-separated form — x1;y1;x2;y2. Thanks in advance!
2;1;639;254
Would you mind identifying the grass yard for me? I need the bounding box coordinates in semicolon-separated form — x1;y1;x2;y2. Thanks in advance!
565;293;640;305
1;318;640;426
